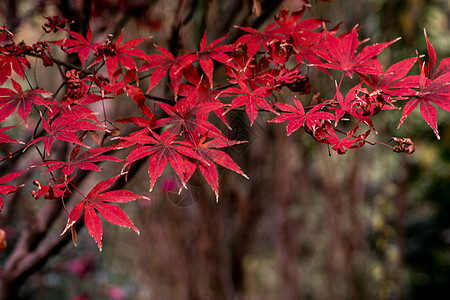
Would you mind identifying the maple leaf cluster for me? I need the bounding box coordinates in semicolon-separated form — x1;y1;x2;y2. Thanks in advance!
0;4;449;250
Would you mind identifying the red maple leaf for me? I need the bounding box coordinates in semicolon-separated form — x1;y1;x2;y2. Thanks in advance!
0;28;13;45
48;100;102;125
196;31;233;88
0;169;26;212
61;175;141;251
333;83;378;131
91;30;150;79
319;123;370;154
234;23;283;58
139;45;197;97
362;57;418;98
0;124;23;144
398;30;450;139
273;6;324;38
120;129;204;192
223;80;278;125
398;65;450;139
57;26;97;67
115;101;156;129
33;145;121;176
292;30;324;66
313;26;400;78
0;79;52;126
269;95;334;135
0;50;30;85
178;66;229;126
28;115;105;155
181;133;248;201
152;83;225;138
97;68;140;97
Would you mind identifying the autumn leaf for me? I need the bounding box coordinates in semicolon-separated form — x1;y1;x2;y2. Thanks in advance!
181;133;248;201
273;6;324;39
152;82;225;138
28;115;105;155
313;26;400;78
196;30;233;88
269;95;334;135
178;67;229;126
319;123;369;154
91;30;151;79
333;83;377;131
120;129;204;192
61;175;142;251
33;145;121;176
139;45;197;97
0;51;30;85
0;79;52;126
398;30;450;139
57;25;97;67
234;23;283;58
362;57;418;98
0;169;26;212
397;65;450;139
48;100;102;125
223;80;278;125
0;124;23;144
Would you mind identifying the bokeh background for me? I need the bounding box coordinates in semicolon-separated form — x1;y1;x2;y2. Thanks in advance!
1;0;449;299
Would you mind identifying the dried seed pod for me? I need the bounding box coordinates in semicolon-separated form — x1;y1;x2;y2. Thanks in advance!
389;137;415;154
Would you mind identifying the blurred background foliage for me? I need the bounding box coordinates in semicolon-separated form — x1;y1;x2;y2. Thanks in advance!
0;0;449;299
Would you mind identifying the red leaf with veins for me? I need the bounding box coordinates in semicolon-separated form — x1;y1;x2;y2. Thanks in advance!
333;83;377;131
0;79;52;126
273;6;324;38
398;64;450;139
320;123;370;154
96;68;139;97
120;129;204;192
398;31;450;139
48;100;102;125
34;145;121;176
0;169;26;211
153;83;225;138
313;26;400;78
234;23;283;59
424;29;437;79
179;66;229;126
28;115;105;155
182;133;248;201
139;45;197;97
62;175;141;251
196;30;233;88
362;57;418;98
0;53;30;85
58;26;97;67
91;30;151;79
269;95;334;135
293;30;325;67
224;80;278;125
0;124;23;144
